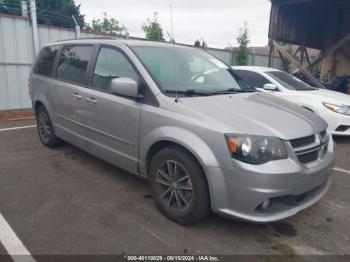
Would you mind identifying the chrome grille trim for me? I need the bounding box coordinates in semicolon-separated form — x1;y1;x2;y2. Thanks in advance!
289;130;329;165
290;135;315;149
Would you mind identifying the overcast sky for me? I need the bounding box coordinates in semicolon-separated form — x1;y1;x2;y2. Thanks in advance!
76;0;271;49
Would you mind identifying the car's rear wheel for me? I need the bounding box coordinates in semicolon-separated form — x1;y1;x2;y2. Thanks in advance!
36;105;62;147
149;146;210;225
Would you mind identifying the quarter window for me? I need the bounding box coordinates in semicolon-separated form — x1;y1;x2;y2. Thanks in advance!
57;45;94;85
33;46;59;77
93;47;139;92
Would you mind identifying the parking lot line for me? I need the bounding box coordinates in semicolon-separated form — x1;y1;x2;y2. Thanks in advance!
0;213;35;262
0;125;36;132
334;167;350;174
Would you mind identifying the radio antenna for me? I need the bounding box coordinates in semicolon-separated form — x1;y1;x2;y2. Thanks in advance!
169;1;179;102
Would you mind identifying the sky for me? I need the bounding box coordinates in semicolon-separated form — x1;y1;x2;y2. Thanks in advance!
75;0;272;49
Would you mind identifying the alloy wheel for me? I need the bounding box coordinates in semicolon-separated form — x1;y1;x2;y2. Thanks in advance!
37;109;52;143
155;160;193;212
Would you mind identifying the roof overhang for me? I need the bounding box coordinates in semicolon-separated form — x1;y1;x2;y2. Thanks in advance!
269;0;350;50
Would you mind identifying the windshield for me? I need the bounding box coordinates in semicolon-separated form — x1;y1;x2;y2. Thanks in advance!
131;45;255;96
266;71;317;91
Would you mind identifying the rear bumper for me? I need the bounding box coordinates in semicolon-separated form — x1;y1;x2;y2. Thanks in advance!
206;144;335;223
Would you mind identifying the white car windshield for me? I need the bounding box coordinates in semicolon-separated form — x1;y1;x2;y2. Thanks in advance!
131;45;255;96
266;71;317;91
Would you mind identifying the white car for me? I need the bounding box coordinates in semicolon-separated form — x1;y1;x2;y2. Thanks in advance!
233;66;350;136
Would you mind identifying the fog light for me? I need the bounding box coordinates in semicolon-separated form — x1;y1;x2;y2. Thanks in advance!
262;199;270;210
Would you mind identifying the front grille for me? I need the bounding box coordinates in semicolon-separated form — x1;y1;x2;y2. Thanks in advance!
297;151;319;164
290;135;315;148
289;130;328;165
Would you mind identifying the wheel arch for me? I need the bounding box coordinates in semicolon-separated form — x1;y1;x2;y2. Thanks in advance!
144;139;213;210
33;94;51;110
145;140;205;177
141;128;220;177
33;96;54;120
140;127;220;205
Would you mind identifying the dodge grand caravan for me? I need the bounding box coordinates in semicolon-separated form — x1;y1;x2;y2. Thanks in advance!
30;39;335;224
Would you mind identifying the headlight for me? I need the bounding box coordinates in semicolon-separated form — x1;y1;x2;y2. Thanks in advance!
323;102;350;116
225;134;288;165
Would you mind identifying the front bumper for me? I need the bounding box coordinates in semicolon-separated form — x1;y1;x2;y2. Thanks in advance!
321;111;350;136
206;141;335;223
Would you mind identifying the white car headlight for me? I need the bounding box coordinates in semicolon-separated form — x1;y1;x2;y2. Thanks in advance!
323;102;350;116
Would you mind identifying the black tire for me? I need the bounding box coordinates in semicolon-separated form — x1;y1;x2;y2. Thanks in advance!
149;146;210;225
36;105;62;147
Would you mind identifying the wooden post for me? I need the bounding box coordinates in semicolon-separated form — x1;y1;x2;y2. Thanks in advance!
293;33;350;74
277;50;289;72
274;40;326;89
268;5;279;67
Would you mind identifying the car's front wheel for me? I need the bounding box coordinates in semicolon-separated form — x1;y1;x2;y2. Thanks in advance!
149;146;210;225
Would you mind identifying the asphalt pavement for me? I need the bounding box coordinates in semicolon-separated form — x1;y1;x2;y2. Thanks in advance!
0;120;349;258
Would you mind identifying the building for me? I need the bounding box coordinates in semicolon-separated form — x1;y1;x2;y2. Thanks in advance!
268;0;350;87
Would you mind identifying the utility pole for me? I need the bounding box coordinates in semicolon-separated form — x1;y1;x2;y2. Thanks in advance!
228;42;234;66
21;1;28;18
72;15;81;39
29;0;39;57
122;24;129;39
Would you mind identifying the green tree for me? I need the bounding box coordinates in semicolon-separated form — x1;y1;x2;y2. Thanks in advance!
0;0;85;28
0;0;21;16
36;0;85;28
142;12;164;41
236;22;250;65
85;12;123;33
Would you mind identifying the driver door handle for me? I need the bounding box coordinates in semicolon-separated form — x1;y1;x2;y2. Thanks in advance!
72;93;82;100
86;97;98;104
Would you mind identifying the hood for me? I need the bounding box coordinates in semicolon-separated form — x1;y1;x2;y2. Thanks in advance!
178;92;327;140
309;89;350;105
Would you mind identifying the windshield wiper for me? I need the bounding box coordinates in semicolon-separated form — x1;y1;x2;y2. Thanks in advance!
165;89;212;96
210;88;256;95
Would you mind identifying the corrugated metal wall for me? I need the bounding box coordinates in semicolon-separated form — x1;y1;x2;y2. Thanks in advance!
0;14;282;111
0;15;33;110
0;15;114;111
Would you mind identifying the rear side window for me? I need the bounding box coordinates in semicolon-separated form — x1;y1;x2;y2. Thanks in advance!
234;70;270;88
57;45;94;85
93;47;139;92
33;46;59;77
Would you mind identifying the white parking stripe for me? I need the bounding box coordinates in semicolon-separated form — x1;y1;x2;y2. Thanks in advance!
0;125;36;132
334;167;350;174
0;213;36;262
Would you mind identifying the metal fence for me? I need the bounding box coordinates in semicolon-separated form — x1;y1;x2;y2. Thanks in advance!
0;13;283;111
0;14;120;111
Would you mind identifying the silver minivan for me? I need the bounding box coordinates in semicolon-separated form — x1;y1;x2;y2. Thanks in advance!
30;39;335;224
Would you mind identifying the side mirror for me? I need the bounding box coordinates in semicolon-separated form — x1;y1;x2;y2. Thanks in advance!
263;83;279;91
111;77;140;98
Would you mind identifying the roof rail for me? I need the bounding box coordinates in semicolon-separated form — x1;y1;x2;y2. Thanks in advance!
55;36;119;42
